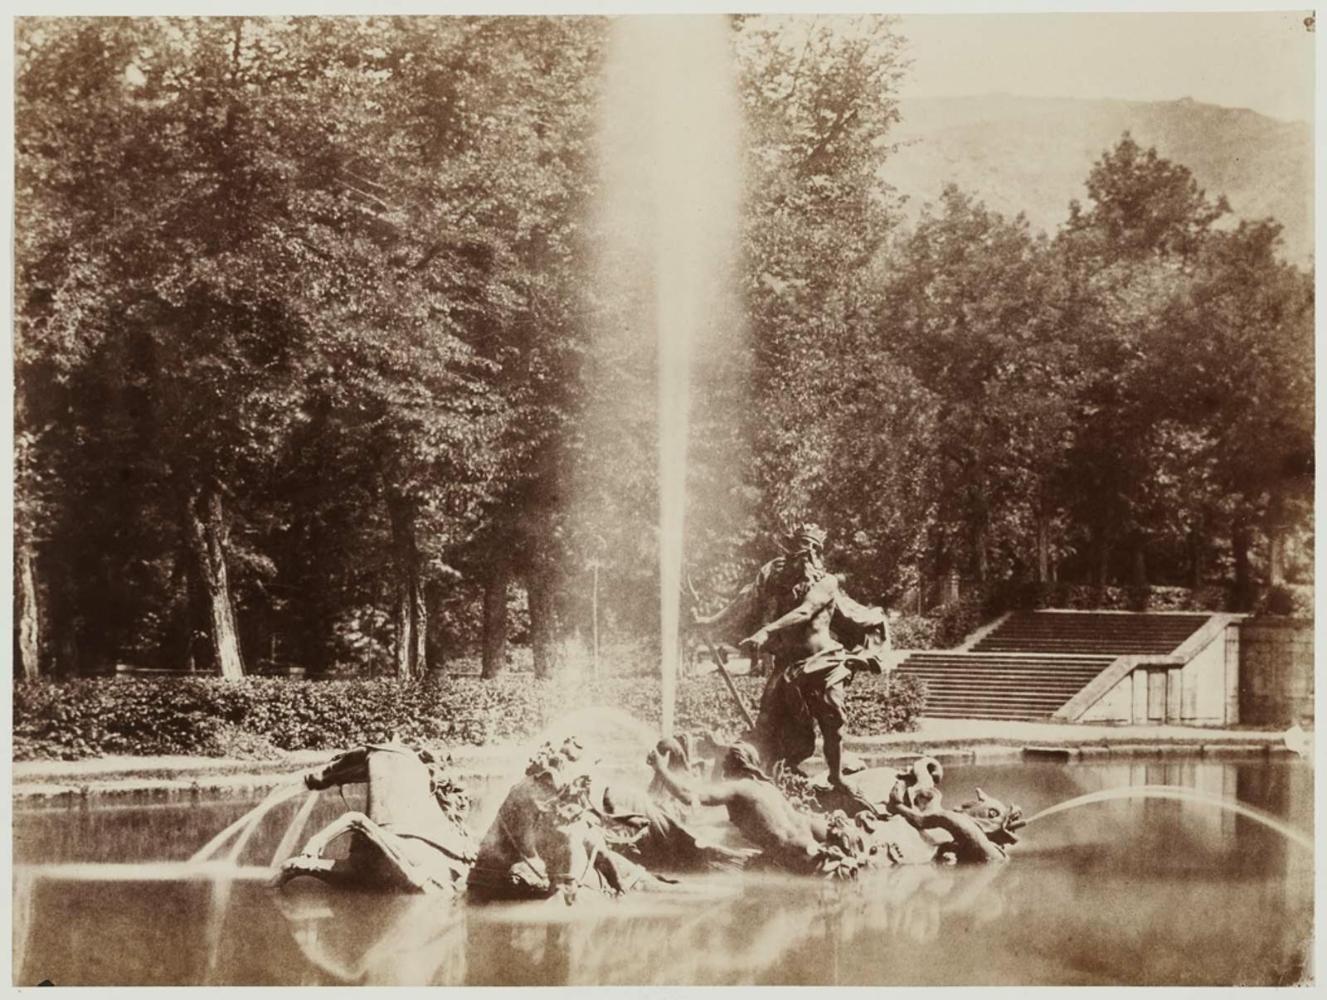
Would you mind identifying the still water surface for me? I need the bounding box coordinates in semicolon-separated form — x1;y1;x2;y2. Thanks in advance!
12;756;1313;986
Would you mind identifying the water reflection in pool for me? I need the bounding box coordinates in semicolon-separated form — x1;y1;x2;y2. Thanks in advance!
12;756;1312;986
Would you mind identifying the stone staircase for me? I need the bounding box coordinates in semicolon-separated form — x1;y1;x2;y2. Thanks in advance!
972;611;1207;656
896;611;1210;721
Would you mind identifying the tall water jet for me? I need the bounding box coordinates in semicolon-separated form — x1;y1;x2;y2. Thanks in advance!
593;16;744;735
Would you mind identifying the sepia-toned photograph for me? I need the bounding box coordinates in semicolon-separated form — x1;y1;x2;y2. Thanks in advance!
9;7;1316;988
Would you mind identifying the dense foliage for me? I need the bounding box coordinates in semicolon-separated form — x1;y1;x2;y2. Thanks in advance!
13;672;926;760
14;15;1313;692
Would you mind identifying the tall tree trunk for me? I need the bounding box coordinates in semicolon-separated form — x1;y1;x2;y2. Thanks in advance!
481;559;510;679
1265;489;1287;588
162;553;194;672
590;563;601;678
1131;541;1148;589
412;590;427;678
55;631;80;680
15;539;41;681
50;561;98;678
1188;523;1206;590
528;565;559;680
424;580;447;679
186;489;245;680
186;556;213;673
1095;529;1111;589
1232;516;1254;611
974;523;990;584
14;386;42;680
388;497;423;681
1035;511;1051;584
393;591;413;679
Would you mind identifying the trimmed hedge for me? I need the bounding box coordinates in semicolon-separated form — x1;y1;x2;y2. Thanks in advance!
889;599;983;650
13;672;926;761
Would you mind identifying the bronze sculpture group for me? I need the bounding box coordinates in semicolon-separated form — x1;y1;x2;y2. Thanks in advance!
274;734;1023;902
693;522;890;789
273;525;1025;901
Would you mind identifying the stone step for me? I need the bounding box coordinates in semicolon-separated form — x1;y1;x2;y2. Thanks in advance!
899;668;1096;681
902;656;1110;666
1001;612;1206;621
990;621;1198;628
992;631;1199;639
918;693;1066;704
903;672;1083;684
905;652;1114;660
980;632;1197;641
975;633;1190;642
974;649;1176;656
899;665;1106;678
902;655;1113;665
904;663;1107;673
918;705;1070;717
919;695;1062;705
902;663;1105;672
975;639;1184;648
888;613;1195;721
989;625;1197;632
992;623;1199;631
908;682;1077;695
919;691;1063;702
901;683;1087;696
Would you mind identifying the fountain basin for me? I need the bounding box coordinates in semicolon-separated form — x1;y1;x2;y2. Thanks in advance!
12;754;1312;986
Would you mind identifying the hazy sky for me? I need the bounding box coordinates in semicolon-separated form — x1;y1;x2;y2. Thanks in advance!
896;12;1315;122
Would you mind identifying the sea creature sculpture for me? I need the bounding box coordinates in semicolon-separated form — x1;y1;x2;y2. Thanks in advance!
673;740;1025;874
272;741;476;895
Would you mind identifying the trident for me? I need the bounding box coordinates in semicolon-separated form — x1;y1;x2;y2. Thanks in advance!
683;572;757;731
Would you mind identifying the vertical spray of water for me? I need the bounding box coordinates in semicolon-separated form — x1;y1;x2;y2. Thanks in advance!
596;17;743;735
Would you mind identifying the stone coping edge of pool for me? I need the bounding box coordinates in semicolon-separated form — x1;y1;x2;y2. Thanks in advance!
11;729;1301;805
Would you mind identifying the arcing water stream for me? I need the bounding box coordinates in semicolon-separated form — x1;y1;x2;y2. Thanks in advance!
1020;782;1314;852
189;779;303;865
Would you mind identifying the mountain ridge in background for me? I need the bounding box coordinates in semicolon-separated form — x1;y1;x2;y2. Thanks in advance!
882;94;1313;262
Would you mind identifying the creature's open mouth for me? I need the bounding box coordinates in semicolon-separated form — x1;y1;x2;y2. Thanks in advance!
983;805;1024;845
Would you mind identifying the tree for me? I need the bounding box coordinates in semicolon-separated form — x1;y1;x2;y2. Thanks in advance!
1053;134;1231;589
1065;132;1229;262
1159;220;1314;602
879;186;1079;591
734;14;910;572
14;17;605;679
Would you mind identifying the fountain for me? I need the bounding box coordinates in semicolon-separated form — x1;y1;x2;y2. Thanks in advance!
14;749;1315;984
9;15;1315;987
595;16;743;734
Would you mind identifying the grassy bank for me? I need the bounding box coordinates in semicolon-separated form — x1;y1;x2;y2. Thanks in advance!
14;672;925;761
